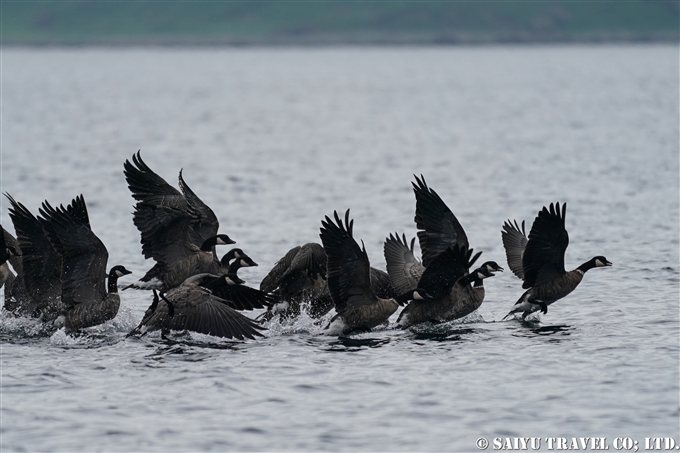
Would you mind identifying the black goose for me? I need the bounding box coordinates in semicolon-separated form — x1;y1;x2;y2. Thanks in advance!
129;274;267;340
124;151;234;291
38;195;132;331
320;210;430;335
384;175;502;325
259;242;396;321
0;224;20;290
4;194;63;318
501;202;612;320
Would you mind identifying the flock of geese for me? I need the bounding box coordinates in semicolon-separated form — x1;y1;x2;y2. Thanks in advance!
0;152;612;340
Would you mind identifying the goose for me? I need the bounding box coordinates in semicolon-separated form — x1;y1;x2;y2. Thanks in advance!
501;202;612;320
123;151;234;291
396;245;489;327
129;274;267;340
38;195;132;331
259;242;397;321
320;210;431;335
124;203;234;291
384;175;502;325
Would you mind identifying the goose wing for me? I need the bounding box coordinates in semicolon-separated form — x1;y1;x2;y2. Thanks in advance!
384;233;425;294
277;243;328;297
417;245;481;299
319;210;377;314
125;151;219;248
202;278;278;311
39;196;109;307
369;267;397;299
412;175;469;267
178;169;219;243
132;202;197;267
501;219;528;280
124;151;186;207
6;194;61;301
522;202;569;289
143;287;265;340
259;245;302;293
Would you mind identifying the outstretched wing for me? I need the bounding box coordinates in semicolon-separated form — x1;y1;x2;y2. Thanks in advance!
383;233;425;294
522;202;569;289
124;151;185;207
417;245;480;299
201;277;278;311
39;195;109;307
132;202;196;267
139;287;265;340
412;175;468;267
501;219;528;280
178;169;219;243
319;210;377;314
5;194;61;301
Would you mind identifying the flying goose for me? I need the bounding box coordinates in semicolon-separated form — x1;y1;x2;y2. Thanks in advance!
501;202;612;320
384;175;502;325
129;274;267;340
319;210;431;335
38;195;132;331
123;151;234;291
259;242;397;321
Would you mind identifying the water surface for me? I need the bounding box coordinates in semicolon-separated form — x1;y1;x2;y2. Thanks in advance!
1;45;678;452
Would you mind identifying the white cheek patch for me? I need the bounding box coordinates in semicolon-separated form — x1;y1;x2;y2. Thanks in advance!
595;259;603;267
115;270;124;277
225;276;237;285
413;292;424;300
240;259;252;267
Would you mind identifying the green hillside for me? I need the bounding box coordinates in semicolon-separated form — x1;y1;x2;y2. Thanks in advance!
1;1;678;45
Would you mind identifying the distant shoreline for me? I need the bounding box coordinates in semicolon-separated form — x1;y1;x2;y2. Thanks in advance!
2;30;677;47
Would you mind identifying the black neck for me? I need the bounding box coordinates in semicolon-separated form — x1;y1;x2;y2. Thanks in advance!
577;259;597;273
228;259;243;275
200;237;217;252
108;272;120;293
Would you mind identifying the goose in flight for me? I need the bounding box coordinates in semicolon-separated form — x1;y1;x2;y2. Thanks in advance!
501;202;611;319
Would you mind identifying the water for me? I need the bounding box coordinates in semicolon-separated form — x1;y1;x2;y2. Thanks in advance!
1;45;678;452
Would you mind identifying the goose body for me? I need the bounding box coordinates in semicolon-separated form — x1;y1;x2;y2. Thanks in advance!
501;203;612;319
320;210;429;335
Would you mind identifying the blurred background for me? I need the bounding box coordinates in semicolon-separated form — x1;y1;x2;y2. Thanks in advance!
3;0;678;45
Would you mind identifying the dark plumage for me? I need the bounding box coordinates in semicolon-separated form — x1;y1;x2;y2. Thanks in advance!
129;274;266;340
385;175;501;326
124;151;234;291
502;202;612;319
396;245;483;327
39;195;132;331
4;194;63;318
259;242;397;321
0;224;20;291
320;210;430;335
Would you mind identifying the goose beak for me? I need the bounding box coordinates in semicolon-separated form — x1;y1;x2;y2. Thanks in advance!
604;260;612;266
